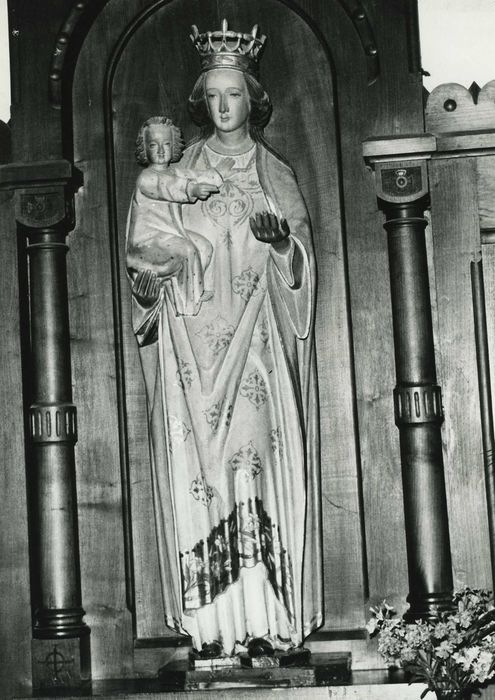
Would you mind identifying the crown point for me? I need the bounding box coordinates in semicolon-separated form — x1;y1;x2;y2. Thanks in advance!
190;19;266;76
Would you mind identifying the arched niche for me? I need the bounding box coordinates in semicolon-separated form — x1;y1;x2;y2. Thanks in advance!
70;0;368;659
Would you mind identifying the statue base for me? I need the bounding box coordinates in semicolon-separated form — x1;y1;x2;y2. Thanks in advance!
184;664;316;689
157;650;352;690
189;653;242;670
239;646;311;668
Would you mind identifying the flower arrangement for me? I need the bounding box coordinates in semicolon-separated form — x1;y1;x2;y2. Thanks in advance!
366;588;495;699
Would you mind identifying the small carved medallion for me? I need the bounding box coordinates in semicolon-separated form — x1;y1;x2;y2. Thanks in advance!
16;187;66;228
375;159;428;204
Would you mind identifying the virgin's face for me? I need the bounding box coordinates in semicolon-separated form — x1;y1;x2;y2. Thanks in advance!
144;124;172;165
205;69;251;134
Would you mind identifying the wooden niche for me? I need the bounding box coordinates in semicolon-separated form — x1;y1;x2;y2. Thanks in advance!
71;0;364;661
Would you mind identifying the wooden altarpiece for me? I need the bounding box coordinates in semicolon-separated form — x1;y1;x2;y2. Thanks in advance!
1;0;495;697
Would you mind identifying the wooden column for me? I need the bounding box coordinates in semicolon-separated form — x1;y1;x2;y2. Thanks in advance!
363;137;454;620
0;161;91;690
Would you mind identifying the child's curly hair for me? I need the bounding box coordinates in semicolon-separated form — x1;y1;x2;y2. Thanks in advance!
135;116;185;166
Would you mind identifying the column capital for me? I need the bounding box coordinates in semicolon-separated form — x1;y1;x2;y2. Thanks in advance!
363;134;435;207
0;159;82;230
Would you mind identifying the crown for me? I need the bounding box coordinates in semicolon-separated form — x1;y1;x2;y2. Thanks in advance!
190;19;266;77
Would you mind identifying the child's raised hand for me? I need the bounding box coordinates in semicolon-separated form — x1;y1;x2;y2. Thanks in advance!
132;269;162;306
190;182;220;200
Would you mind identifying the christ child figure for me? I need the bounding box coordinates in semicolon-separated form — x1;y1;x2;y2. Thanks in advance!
126;116;233;315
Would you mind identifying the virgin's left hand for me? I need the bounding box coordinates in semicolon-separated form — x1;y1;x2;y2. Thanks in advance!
249;211;291;250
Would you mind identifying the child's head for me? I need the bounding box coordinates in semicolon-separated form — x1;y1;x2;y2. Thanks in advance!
135;117;184;166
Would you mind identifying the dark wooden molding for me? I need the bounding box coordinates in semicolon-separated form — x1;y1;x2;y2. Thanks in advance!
48;0;380;118
403;0;422;75
49;1;91;109
336;0;379;84
49;0;111;111
0;120;12;164
0;159;81;190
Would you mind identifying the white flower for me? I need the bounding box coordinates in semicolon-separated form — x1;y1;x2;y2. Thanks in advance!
366;618;379;635
452;646;480;672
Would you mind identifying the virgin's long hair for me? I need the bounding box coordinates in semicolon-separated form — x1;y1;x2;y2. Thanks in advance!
187;71;273;146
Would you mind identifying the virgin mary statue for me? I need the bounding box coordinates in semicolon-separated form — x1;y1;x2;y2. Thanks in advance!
126;19;323;657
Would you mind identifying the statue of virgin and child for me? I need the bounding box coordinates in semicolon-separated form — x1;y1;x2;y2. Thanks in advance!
126;19;323;660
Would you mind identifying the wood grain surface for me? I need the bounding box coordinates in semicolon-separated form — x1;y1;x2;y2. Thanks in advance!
429;157;492;589
0;190;32;697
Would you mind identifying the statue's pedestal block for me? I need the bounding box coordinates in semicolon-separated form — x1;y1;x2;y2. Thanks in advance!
189;655;242;670
239;646;311;668
161;651;352;690
184;664;316;690
31;636;91;692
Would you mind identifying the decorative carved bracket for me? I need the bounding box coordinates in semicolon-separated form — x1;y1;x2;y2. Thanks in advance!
426;80;495;134
363;134;433;210
0;160;83;229
424;81;495;158
336;0;380;84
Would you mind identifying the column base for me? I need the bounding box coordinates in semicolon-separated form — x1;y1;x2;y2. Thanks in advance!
33;607;90;639
31;635;91;692
404;591;454;622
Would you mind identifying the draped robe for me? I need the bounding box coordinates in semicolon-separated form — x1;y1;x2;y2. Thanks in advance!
127;138;323;653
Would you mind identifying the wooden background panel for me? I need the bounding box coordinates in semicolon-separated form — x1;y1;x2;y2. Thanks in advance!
314;0;424;612
69;163;135;677
479;239;495;585
70;0;146;676
8;3;66;161
477;155;495;233
335;151;408;612
296;0;402;617
429;157;492;589
111;0;365;635
0;190;32;699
